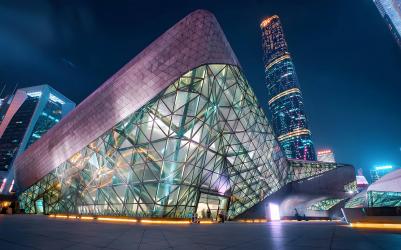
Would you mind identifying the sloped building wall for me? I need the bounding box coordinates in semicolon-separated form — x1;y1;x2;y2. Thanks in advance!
19;64;289;219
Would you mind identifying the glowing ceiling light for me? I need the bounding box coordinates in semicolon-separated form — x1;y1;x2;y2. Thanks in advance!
269;203;280;221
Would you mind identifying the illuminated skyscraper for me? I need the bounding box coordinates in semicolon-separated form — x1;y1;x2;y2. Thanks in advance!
374;0;401;48
260;15;316;161
0;85;75;194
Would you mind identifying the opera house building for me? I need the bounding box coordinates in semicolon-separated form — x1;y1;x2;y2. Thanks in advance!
14;10;355;220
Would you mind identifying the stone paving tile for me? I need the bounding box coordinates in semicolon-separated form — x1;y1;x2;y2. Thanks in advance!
0;238;36;250
1;215;401;250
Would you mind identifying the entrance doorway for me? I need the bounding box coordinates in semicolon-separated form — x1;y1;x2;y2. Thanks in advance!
35;198;44;214
196;193;229;220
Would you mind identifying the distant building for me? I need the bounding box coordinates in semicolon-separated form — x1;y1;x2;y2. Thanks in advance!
260;15;316;161
373;0;401;48
317;149;336;163
346;168;401;208
355;168;369;190
0;85;75;194
367;168;401;207
370;165;395;182
356;176;369;190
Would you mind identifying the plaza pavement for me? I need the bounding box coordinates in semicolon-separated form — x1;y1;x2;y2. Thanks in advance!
0;215;400;250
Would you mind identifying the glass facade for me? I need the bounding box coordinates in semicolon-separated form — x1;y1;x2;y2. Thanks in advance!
368;191;401;207
308;198;344;211
0;96;12;125
344;180;358;193
286;159;337;182
0;85;75;194
26;99;63;148
345;191;367;208
346;190;401;208
261;15;316;161
0;96;39;171
374;0;401;48
19;64;292;219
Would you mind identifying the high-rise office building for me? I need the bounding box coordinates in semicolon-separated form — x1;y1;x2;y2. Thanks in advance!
317;149;336;163
0;85;75;194
374;0;401;48
260;15;316;161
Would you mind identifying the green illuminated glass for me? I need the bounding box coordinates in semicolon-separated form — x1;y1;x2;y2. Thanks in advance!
368;191;401;207
19;65;290;218
308;198;344;211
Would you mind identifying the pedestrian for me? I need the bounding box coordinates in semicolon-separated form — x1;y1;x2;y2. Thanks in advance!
206;208;211;219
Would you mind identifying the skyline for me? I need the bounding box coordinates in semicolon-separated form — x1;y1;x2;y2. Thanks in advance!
0;0;400;178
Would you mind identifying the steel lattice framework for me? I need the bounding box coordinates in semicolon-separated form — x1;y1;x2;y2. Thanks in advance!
19;64;292;219
368;191;401;207
307;198;344;211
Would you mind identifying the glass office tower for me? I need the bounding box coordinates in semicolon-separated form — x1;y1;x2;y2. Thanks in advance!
0;85;75;194
374;0;401;48
260;15;316;161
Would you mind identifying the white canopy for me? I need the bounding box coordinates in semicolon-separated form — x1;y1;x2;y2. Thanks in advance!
368;168;401;193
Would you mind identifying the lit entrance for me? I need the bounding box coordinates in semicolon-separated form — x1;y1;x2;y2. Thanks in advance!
196;192;229;220
35;198;44;214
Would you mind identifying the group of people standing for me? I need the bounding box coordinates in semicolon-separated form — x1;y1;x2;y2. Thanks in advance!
191;208;226;223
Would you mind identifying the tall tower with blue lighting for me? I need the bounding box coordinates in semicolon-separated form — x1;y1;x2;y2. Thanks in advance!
260;15;316;161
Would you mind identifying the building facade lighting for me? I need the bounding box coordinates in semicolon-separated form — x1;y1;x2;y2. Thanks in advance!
260;15;316;161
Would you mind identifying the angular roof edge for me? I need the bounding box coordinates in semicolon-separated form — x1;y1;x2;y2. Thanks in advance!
14;9;241;191
368;168;401;193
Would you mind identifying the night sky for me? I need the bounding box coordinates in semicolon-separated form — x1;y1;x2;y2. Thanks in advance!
1;1;400;179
